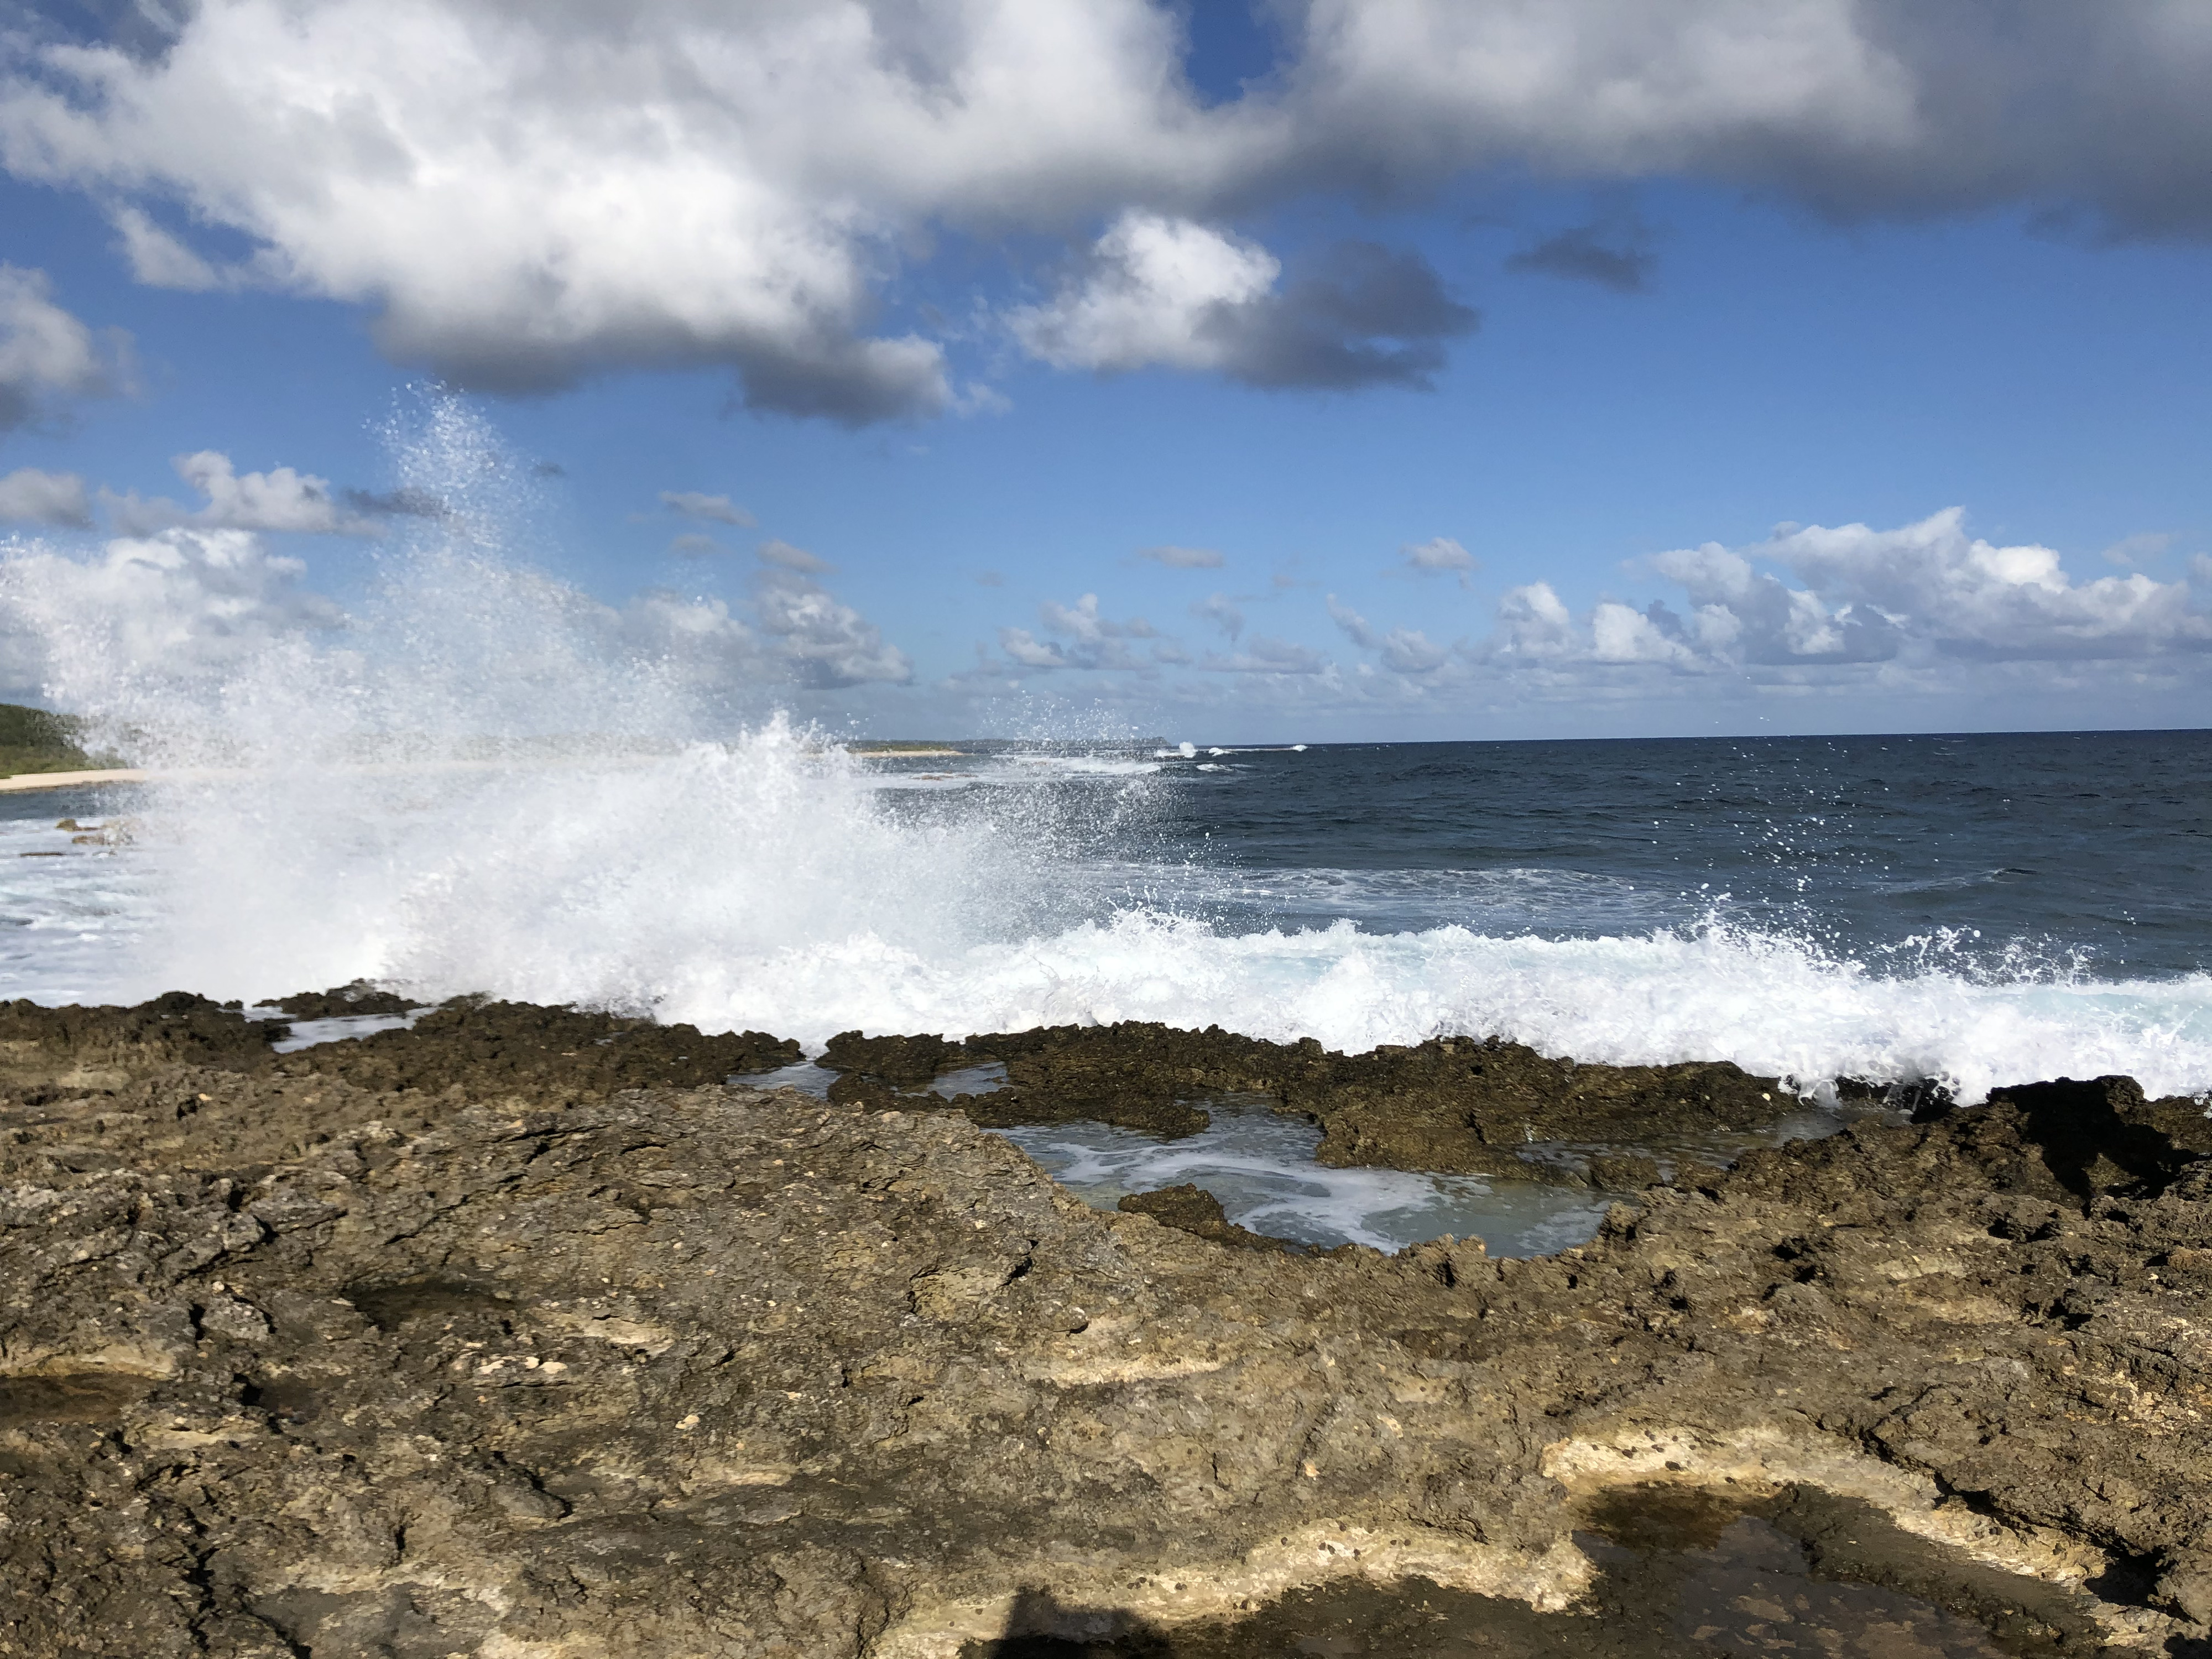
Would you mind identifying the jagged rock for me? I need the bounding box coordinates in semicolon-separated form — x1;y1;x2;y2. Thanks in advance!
818;1030;972;1087
267;999;802;1104
271;983;418;1019
0;991;282;1092
1115;1185;1303;1253
827;1023;1792;1181
2;1000;2209;1655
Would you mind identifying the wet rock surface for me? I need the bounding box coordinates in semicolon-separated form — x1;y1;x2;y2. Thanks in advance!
818;1023;1793;1182
269;999;803;1105
272;983;419;1020
1115;1185;1305;1255
0;1000;2209;1656
0;992;281;1093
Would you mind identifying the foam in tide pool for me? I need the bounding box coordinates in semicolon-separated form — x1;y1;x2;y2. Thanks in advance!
997;1102;1613;1258
0;402;2205;1121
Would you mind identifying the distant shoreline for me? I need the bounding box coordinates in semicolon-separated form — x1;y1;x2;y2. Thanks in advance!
0;768;147;794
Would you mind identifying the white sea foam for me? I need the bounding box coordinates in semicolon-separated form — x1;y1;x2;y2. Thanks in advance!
998;1103;1612;1256
4;767;2205;1105
0;405;2204;1108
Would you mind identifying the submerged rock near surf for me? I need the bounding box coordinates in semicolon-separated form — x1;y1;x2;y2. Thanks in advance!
1;998;2210;1655
822;1021;1790;1187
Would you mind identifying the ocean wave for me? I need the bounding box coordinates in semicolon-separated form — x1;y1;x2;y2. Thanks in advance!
2;417;2199;1110
2;740;2206;1107
649;910;2212;1107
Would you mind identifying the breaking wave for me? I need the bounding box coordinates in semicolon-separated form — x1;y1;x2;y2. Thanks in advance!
2;405;2206;1108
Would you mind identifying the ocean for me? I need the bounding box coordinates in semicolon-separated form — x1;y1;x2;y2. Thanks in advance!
2;723;2204;1253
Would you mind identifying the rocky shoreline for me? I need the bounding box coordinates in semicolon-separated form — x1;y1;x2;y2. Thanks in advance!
2;994;2209;1655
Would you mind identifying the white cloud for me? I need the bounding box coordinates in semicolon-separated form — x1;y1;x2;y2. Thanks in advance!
668;533;727;557
1452;507;2211;691
1588;599;1697;666
1287;1;2212;236
1011;212;1475;387
661;491;754;528
112;204;227;291
0;264;131;429
1042;594;1145;665
0;466;91;527
103;451;379;537
1401;536;1477;583
758;539;835;575
1491;581;1579;660
1190;592;1243;639
1013;212;1280;374
992;591;1167;671
1327;593;1448;672
0;3;2202;424
0;526;346;703
1139;543;1225;568
752;568;911;688
0;506;918;711
997;626;1067;669
1663;507;2212;664
615;589;774;692
1378;629;1448;674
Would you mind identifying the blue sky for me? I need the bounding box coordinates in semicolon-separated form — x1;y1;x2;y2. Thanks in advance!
1;1;2207;742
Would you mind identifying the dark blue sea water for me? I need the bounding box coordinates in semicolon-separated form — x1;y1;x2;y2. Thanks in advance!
1130;728;2211;980
4;727;2206;1110
3;726;2204;1254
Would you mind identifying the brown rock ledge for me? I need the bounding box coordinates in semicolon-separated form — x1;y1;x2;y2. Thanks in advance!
0;1003;2209;1655
822;1021;1795;1185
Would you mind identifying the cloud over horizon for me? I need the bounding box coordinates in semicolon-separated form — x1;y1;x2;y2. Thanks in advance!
0;264;131;431
2;2;2204;422
102;451;382;538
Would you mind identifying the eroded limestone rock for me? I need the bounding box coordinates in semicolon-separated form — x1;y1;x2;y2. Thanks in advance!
0;1005;2206;1656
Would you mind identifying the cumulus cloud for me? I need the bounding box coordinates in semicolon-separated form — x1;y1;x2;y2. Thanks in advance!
1465;508;2210;684
1283;1;2212;237
1013;214;1475;388
1;3;2204;422
1040;592;1156;642
1139;542;1224;568
1756;508;2209;661
994;591;1167;671
112;204;228;291
614;589;773;691
751;568;911;688
103;451;379;536
0;526;346;701
0;466;92;526
0;513;916;708
1327;593;1449;673
662;491;754;528
0;264;131;429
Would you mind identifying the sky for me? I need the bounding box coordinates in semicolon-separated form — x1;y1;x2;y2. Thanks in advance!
0;0;2207;743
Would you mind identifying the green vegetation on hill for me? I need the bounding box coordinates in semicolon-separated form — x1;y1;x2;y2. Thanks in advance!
0;702;109;777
